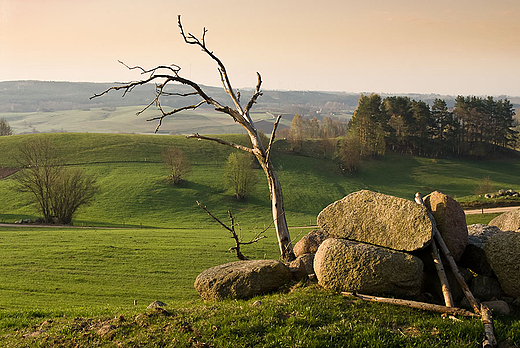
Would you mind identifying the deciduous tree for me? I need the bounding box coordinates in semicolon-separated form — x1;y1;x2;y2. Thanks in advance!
15;138;98;224
0;117;12;136
225;152;257;200
337;133;362;173
288;114;306;152
162;147;191;184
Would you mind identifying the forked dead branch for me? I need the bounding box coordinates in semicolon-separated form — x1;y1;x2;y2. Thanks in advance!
196;201;268;261
91;15;295;261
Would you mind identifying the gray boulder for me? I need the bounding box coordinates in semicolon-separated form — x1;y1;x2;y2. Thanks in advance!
482;300;511;316
314;238;423;298
194;260;292;301
489;208;520;232
485;231;520;297
293;229;329;257
289;253;315;276
471;275;504;301
459;224;502;276
423;191;468;261
317;190;435;252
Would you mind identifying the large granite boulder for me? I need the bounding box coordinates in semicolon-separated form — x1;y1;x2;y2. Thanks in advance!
459;224;502;276
317;190;435;252
293;229;329;257
485;231;520;297
314;238;423;298
194;260;292;301
423;191;468;261
489;208;520;232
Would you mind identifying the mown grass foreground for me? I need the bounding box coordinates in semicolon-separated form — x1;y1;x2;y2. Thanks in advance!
1;133;520;346
2;286;520;348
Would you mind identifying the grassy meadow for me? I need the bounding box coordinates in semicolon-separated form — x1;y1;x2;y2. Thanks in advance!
1;132;519;346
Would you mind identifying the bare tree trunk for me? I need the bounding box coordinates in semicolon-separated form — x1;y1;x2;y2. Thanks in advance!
265;164;294;261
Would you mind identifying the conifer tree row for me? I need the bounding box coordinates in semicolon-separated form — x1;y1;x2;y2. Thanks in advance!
287;94;518;158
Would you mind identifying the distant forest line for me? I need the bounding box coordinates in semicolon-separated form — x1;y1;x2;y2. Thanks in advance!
285;94;520;159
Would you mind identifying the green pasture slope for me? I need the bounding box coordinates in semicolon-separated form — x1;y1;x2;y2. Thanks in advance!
1;133;519;347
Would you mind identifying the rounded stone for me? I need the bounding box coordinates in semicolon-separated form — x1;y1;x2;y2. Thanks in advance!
314;238;423;298
194;259;292;301
317;190;435;252
485;231;520;297
423;191;468;261
489;208;520;232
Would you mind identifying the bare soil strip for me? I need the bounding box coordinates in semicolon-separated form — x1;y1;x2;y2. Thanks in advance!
0;167;19;179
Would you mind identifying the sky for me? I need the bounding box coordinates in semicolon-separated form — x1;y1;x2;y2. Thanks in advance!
1;0;520;96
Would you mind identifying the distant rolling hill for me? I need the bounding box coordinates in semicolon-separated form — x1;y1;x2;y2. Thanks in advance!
0;80;498;135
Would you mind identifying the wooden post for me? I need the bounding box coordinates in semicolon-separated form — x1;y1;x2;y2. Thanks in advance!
434;230;480;314
341;292;478;317
481;304;497;348
430;238;454;307
415;192;454;308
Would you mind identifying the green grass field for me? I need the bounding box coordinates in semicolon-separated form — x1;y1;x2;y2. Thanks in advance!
2;133;519;228
0;133;519;346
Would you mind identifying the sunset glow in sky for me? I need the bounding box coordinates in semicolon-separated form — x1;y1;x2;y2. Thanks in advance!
1;0;519;95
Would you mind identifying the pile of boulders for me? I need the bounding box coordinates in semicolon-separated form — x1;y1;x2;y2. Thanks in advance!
483;189;520;199
299;190;520;313
194;189;520;312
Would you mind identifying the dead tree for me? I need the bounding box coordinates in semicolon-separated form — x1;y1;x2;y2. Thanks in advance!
91;15;295;261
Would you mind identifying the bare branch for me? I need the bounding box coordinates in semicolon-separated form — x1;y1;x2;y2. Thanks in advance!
196;201;266;261
245;72;263;116
147;100;206;133
147;100;206;120
90;75;161;99
186;133;254;154
118;60;181;76
135;92;160;117
196;201;234;234
177;15;244;115
266;114;282;164
161;91;200;97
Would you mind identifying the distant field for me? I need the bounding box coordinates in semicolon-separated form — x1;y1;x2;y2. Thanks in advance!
0;107;293;135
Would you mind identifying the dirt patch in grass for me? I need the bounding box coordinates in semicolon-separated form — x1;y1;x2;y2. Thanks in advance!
0;167;19;179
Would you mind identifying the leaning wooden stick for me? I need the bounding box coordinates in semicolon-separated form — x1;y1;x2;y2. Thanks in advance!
341;292;478;317
481;304;497;348
434;230;480;314
415;192;454;308
430;238;454;307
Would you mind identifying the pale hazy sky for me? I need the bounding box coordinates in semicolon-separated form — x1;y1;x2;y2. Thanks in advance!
1;0;519;95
